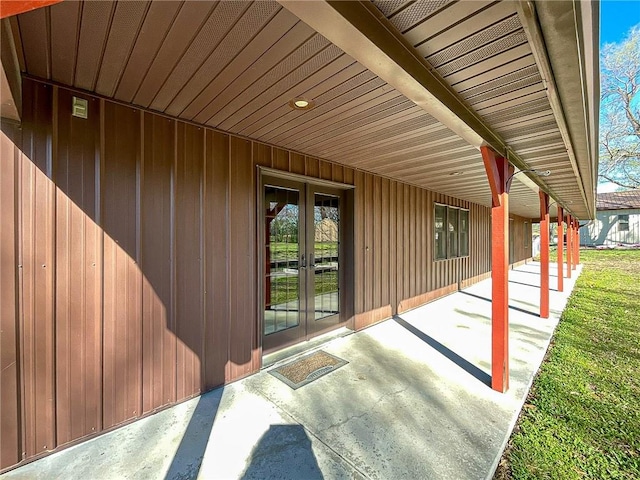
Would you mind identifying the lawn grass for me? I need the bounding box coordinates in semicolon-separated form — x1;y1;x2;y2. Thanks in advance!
496;249;640;479
269;241;338;262
268;270;338;305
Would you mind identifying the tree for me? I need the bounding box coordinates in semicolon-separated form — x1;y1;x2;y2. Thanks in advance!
599;25;640;189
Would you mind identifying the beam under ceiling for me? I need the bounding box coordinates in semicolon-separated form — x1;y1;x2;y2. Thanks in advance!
0;0;62;19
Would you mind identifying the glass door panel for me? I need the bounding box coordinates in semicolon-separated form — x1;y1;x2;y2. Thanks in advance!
311;193;340;321
263;184;304;351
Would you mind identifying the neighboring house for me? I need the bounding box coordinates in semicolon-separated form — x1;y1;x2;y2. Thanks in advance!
581;191;640;246
532;234;541;258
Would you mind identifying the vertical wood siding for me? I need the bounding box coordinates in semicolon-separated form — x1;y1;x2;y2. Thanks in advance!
102;102;142;428
228;137;256;380
351;182;533;318
203;130;230;390
510;215;533;266
174;123;205;399
19;81;56;458
0;126;20;468
1;79;532;470
140;113;176;412
54;89;102;444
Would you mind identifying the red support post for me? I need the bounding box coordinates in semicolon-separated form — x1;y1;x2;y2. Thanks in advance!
565;214;572;279
573;218;579;268
481;146;513;393
539;191;550;318
557;206;564;292
576;221;581;264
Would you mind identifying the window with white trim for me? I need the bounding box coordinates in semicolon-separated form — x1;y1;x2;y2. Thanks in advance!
619;214;629;231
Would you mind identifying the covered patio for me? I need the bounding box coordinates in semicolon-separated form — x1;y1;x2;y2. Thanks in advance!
1;260;582;480
1;0;597;472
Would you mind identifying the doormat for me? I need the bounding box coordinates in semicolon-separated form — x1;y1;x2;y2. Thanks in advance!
269;351;348;389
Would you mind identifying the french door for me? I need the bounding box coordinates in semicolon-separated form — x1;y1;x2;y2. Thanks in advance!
262;176;342;353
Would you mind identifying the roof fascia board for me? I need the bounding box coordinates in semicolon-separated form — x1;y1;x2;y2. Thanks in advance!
532;0;599;219
515;0;590;217
576;0;600;210
572;0;599;218
277;0;559;200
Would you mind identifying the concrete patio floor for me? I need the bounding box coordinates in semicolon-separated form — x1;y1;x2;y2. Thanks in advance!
1;261;582;480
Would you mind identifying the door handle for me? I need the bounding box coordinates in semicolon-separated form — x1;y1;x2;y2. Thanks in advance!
309;253;316;268
299;254;306;269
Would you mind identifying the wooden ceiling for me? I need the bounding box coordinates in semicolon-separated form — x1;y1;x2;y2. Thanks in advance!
10;0;597;219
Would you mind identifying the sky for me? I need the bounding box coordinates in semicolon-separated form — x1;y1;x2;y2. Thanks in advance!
600;1;640;45
597;1;640;192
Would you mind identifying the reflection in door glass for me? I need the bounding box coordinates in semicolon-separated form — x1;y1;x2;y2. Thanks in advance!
264;186;300;335
313;194;339;320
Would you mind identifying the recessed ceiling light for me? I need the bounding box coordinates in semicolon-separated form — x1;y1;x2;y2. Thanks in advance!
449;171;464;176
289;97;315;110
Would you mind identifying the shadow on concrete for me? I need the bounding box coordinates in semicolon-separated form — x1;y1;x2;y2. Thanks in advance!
241;425;321;480
165;389;223;480
509;279;539;289
393;316;491;388
508;279;559;292
514;269;558;278
454;308;490;323
459;291;538;316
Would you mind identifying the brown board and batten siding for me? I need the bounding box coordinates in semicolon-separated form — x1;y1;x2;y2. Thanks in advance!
1;122;21;470
511;218;532;267
0;78;532;470
55;88;102;445
101;101;143;430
